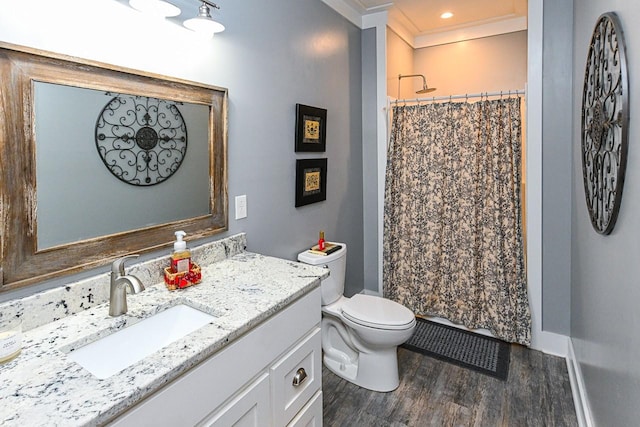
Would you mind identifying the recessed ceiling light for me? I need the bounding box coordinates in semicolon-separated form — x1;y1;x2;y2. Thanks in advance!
441;12;454;19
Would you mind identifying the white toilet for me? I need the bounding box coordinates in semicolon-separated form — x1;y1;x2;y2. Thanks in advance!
298;243;416;392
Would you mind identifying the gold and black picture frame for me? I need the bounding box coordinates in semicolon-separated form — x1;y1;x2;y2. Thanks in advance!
295;158;327;207
295;104;327;152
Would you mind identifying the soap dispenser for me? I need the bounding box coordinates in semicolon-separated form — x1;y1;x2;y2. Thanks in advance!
171;231;192;274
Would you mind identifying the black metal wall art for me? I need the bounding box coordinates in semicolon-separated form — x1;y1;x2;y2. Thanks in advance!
96;94;188;186
581;12;629;234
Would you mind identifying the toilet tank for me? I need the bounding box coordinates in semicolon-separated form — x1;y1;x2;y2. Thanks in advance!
297;243;347;305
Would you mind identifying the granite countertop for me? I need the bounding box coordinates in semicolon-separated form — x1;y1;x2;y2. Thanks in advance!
0;248;327;426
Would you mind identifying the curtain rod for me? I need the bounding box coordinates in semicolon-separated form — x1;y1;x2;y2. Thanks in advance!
390;89;526;105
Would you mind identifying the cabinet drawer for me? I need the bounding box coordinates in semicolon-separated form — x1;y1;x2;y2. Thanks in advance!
287;391;322;427
271;327;321;426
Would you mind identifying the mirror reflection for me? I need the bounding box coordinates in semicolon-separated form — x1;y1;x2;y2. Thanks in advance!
35;82;211;250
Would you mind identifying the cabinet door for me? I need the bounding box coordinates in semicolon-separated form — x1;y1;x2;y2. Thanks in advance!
199;373;271;427
287;391;322;427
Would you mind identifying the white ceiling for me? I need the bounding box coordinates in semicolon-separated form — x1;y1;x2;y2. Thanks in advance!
339;0;528;47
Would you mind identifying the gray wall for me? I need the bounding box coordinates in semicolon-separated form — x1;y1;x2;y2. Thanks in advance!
212;0;364;296
572;1;640;425
0;0;364;299
542;0;573;334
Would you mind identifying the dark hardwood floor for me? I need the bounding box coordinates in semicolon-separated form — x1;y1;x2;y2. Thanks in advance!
323;345;578;426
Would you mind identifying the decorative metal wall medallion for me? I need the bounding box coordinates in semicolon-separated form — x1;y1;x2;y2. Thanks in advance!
96;95;188;186
581;12;629;234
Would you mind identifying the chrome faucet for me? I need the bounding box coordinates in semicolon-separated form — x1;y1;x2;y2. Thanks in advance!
109;255;145;317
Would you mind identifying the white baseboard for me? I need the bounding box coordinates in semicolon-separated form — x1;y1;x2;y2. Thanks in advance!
567;339;594;427
417;315;497;339
531;330;568;357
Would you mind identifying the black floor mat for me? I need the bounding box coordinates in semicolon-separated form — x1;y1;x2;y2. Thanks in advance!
401;317;510;380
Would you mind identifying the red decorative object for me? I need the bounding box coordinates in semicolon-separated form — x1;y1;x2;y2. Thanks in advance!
164;262;202;291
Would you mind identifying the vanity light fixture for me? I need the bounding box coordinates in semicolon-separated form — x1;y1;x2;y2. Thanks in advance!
183;1;226;38
129;0;181;18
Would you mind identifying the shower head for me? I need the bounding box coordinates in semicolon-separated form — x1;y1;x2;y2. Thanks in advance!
416;86;437;94
398;74;437;97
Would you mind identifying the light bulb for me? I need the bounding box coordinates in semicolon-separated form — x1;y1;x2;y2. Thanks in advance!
129;0;181;18
184;17;225;37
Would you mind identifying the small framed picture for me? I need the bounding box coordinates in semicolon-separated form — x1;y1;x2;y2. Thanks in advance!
295;104;327;152
295;158;327;207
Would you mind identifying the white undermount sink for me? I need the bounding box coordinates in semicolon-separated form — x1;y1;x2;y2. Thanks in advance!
66;304;216;379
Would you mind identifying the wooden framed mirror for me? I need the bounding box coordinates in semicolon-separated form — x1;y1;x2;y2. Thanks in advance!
0;43;228;291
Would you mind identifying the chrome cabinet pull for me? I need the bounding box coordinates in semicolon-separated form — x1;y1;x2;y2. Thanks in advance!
292;368;308;387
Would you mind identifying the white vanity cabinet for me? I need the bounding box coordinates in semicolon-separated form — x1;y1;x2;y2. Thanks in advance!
108;287;322;427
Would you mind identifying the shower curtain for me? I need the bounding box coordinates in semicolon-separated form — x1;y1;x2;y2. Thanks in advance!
384;97;531;346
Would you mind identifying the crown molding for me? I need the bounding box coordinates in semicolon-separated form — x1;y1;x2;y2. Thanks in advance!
321;0;365;28
321;0;391;29
411;16;528;48
323;0;527;48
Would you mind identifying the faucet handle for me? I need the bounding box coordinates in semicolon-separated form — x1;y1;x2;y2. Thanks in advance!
112;254;140;276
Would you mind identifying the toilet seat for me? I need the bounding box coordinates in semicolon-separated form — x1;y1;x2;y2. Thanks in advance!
341;294;415;330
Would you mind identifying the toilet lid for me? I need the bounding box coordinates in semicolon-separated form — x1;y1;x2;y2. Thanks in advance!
341;294;415;330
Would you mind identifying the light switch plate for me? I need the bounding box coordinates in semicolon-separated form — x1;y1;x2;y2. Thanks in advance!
235;195;247;220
